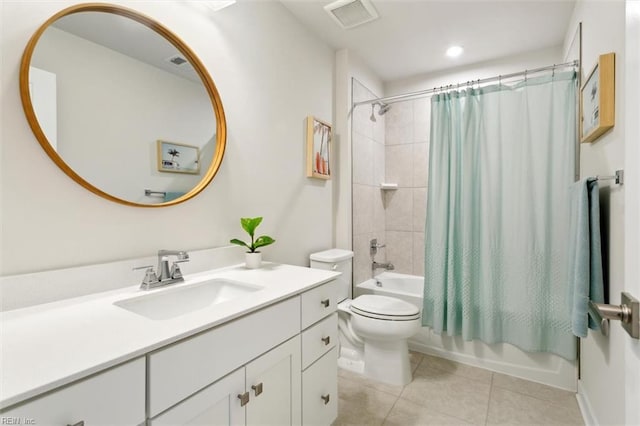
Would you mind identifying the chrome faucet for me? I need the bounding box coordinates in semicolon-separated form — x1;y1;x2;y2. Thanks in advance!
134;249;190;290
372;260;394;274
157;249;189;281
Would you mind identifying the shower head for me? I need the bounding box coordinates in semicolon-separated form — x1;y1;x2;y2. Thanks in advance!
369;102;391;121
378;102;391;115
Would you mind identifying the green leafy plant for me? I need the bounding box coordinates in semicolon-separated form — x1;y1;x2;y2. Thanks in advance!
230;217;275;253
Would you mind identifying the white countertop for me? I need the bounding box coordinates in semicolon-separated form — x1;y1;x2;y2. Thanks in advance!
0;263;340;409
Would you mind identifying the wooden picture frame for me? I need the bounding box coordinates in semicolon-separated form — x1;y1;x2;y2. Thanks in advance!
157;140;200;174
306;116;332;180
580;52;615;143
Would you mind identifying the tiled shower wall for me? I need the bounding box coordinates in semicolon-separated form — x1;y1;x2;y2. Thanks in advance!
351;80;385;285
384;98;430;276
352;78;430;283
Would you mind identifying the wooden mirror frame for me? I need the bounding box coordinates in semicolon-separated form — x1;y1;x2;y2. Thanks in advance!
19;3;227;207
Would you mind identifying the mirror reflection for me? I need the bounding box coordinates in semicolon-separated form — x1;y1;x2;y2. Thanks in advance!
23;6;224;206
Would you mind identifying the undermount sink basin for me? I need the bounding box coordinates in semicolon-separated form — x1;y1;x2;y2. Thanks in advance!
114;278;263;320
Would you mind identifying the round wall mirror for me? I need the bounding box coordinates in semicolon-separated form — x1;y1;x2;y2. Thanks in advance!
20;4;226;207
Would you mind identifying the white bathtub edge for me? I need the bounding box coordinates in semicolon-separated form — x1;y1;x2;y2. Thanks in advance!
409;340;577;392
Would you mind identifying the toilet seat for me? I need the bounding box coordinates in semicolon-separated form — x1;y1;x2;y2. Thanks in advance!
350;295;420;321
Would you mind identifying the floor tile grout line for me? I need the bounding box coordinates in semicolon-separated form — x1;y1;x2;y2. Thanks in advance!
380;393;403;426
484;372;494;425
338;372;405;399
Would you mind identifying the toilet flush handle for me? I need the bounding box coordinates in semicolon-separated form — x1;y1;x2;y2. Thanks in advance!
331;264;338;270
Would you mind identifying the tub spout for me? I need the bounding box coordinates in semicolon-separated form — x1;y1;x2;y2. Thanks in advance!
372;261;394;273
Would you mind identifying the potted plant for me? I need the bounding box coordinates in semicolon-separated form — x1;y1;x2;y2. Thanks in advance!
230;217;275;269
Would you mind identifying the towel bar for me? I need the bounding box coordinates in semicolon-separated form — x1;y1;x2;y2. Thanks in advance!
595;169;624;184
588;292;639;339
145;189;166;197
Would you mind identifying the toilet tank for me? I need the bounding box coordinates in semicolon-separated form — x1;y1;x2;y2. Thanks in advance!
309;249;353;302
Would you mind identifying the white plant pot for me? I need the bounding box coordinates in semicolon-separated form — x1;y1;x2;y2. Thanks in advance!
245;252;262;269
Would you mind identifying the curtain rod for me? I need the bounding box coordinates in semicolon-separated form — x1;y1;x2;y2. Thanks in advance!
353;60;579;107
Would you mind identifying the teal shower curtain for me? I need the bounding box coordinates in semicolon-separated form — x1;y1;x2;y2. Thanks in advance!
422;72;577;360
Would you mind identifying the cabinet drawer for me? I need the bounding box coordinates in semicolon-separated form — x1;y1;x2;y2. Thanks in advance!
301;313;337;369
302;347;338;426
148;296;300;417
1;358;145;425
301;280;337;329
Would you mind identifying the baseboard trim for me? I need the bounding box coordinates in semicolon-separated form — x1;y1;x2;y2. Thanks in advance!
576;380;597;426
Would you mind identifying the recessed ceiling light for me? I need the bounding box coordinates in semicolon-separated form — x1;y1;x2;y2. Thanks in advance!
446;45;464;58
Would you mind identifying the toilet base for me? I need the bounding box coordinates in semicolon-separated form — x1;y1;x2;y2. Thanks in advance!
364;339;412;386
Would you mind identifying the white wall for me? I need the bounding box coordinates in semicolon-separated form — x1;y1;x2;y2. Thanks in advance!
0;0;334;275
32;26;214;203
562;1;627;424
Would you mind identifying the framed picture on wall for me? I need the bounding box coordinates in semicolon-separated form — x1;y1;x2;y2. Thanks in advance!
157;140;200;174
580;52;615;143
306;116;332;180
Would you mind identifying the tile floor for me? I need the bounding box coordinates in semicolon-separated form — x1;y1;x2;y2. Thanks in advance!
334;352;584;426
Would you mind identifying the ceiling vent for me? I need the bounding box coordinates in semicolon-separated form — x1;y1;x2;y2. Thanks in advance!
166;55;189;67
324;0;379;30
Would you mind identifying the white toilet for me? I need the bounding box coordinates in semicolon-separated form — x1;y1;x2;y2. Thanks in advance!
310;249;421;386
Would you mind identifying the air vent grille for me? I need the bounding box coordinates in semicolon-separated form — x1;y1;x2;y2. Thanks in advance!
166;55;188;66
324;0;379;30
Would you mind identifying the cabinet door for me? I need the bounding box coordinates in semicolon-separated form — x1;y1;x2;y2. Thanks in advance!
245;335;301;426
302;347;338;426
150;368;245;426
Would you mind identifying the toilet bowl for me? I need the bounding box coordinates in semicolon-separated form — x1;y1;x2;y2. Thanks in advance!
338;295;420;386
309;249;421;386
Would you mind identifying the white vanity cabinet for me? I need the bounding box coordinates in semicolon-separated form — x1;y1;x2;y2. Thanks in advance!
150;336;301;426
0;272;340;426
1;357;145;426
147;297;300;417
299;280;338;426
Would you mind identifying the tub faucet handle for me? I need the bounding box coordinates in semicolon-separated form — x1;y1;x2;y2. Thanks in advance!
370;238;386;256
370;238;385;249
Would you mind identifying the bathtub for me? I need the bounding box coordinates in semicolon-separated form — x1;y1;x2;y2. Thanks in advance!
354;271;577;391
355;272;423;311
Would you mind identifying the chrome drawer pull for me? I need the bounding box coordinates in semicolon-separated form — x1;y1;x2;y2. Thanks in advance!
238;391;250;406
321;394;330;405
321;299;330;308
252;382;264;396
321;336;331;345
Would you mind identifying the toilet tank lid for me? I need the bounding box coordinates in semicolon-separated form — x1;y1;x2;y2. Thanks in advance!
310;249;354;262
